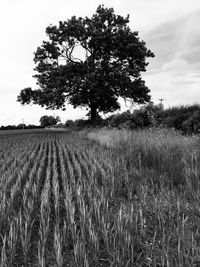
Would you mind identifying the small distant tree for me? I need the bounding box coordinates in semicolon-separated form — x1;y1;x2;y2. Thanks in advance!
39;115;60;127
65;120;74;127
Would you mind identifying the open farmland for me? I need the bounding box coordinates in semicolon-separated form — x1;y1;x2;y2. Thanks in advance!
1;129;200;266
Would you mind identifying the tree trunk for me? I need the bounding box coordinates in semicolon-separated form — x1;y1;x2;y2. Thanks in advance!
90;105;97;122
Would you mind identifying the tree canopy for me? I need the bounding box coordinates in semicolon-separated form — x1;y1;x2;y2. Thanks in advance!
17;5;154;121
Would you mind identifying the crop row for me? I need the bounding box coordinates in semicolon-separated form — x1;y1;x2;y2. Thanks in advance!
0;132;122;266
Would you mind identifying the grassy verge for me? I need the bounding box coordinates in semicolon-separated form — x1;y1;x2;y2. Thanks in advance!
86;128;200;266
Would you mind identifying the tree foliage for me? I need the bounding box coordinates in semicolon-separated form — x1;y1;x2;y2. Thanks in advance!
39;115;60;127
17;5;154;121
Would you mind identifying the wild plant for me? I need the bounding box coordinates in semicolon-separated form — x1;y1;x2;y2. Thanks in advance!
54;224;63;267
52;143;60;221
0;234;7;267
7;217;19;266
19;207;34;266
38;164;51;267
38;200;50;267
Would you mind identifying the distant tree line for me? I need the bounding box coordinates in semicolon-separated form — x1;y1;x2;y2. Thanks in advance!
0;124;43;131
2;104;200;134
64;103;200;135
0;115;61;130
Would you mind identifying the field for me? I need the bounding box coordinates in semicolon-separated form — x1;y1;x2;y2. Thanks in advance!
0;128;200;266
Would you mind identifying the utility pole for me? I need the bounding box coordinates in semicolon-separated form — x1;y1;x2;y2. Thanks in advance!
159;99;165;105
159;98;165;109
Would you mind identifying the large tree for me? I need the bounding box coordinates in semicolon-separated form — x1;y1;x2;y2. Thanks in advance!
17;5;154;121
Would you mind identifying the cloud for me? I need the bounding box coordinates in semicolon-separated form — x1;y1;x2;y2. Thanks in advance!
123;0;200;33
144;69;200;107
145;9;200;68
162;58;189;72
144;58;200;106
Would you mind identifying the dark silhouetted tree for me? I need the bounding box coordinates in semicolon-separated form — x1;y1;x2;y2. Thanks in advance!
17;5;154;121
39;115;60;127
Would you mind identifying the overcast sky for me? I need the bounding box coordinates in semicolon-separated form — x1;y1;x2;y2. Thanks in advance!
0;0;200;125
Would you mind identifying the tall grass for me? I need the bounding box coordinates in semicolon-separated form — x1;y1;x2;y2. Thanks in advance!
88;128;199;186
87;128;200;265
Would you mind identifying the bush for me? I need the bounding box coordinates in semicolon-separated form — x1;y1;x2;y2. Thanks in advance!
65;120;74;127
160;104;200;134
